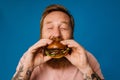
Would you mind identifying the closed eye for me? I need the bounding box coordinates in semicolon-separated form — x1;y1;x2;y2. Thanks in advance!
60;28;68;30
47;27;53;30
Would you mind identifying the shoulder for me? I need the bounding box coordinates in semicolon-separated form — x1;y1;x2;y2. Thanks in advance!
86;51;100;70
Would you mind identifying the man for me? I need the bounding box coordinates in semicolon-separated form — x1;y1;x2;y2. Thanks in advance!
12;4;104;80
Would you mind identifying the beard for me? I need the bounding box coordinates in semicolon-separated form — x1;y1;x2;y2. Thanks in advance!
45;57;72;69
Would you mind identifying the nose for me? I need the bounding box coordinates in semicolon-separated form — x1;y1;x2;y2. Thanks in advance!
53;28;61;38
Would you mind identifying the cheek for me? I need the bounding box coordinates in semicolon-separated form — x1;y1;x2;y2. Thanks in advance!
41;28;51;39
61;31;72;39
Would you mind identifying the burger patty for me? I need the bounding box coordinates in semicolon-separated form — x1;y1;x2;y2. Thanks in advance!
45;48;71;56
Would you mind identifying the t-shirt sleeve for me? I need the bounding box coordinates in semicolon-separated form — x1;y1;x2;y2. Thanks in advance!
86;51;104;79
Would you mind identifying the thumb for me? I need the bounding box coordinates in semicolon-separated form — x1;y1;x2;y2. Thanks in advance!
65;54;71;60
44;56;52;62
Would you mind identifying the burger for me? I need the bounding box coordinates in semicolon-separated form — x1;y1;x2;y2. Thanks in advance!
44;38;71;58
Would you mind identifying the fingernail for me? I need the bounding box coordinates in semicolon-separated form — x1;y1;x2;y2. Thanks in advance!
60;41;64;44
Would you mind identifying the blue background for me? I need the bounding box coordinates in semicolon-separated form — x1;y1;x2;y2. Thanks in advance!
0;0;120;80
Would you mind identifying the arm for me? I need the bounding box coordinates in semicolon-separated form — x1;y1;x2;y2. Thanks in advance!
12;50;34;80
12;65;33;80
81;51;104;80
12;39;52;80
78;65;102;80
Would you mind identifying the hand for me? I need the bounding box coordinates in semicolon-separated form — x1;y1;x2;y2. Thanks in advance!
61;39;94;79
20;39;53;68
61;39;89;70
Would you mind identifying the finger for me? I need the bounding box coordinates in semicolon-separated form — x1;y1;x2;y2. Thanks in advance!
60;39;75;45
34;39;53;47
61;40;83;49
60;40;68;45
61;40;77;48
49;35;54;40
65;54;70;58
30;39;53;51
65;54;71;60
34;53;43;66
44;56;52;62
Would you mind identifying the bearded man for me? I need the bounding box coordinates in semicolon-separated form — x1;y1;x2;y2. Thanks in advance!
12;4;104;80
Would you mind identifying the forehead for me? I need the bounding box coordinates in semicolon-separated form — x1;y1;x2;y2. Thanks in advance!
43;11;70;22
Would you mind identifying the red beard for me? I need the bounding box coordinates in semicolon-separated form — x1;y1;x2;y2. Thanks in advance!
45;57;72;69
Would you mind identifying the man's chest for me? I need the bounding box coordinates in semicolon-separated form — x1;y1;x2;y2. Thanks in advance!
34;66;83;80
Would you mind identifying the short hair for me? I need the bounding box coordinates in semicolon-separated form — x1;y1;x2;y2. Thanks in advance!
40;4;74;38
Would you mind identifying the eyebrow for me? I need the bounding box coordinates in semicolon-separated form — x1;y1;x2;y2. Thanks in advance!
45;21;69;24
61;21;69;24
45;21;52;24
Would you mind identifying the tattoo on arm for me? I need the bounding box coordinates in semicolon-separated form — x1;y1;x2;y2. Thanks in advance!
84;72;102;80
12;65;32;80
91;72;102;80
